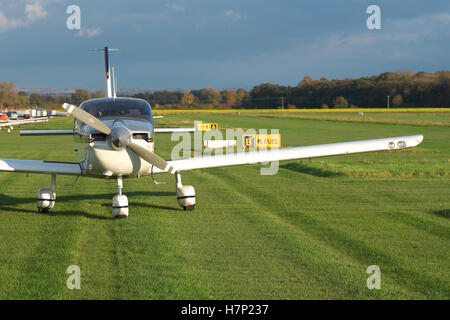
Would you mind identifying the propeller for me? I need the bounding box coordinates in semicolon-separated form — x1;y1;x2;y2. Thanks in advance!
62;103;175;173
62;103;111;135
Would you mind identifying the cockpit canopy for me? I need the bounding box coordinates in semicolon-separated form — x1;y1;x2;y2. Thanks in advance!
79;98;153;124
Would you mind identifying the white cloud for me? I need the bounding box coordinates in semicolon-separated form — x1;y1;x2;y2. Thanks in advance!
209;11;450;83
166;3;185;12
75;26;102;38
0;11;22;33
336;13;450;47
284;11;450;64
25;2;48;22
331;33;423;47
0;1;49;34
223;10;241;21
389;13;450;30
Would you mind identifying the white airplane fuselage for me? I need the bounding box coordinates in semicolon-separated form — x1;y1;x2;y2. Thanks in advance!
73;97;156;179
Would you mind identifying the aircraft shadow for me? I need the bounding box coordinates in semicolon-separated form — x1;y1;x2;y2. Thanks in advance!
280;162;344;177
0;191;178;220
100;201;179;211
0;204;110;220
430;209;450;219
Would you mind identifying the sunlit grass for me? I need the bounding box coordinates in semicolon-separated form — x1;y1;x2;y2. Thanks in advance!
0;113;448;299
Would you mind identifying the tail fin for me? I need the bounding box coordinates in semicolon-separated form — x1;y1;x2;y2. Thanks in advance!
90;46;119;98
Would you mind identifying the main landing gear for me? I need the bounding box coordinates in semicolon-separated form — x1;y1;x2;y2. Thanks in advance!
36;173;195;218
37;174;56;213
111;172;196;219
175;172;195;211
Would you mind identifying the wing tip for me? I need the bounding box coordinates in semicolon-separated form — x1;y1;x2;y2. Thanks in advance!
413;134;424;146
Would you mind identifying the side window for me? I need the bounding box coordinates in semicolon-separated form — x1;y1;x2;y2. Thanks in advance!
146;103;153;124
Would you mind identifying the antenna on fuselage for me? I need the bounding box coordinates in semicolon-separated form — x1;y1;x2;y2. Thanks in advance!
89;46;119;98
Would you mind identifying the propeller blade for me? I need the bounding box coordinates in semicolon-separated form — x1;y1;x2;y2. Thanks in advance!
62;103;112;135
127;141;175;173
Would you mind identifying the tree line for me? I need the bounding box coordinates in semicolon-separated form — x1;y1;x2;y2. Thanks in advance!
1;70;449;110
0;83;105;110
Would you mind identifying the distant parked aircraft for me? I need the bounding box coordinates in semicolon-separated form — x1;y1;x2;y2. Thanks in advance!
0;103;51;133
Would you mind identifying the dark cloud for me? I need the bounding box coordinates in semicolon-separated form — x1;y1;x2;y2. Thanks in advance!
0;0;449;89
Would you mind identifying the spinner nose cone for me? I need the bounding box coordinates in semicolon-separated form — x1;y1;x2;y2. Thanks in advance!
109;125;131;150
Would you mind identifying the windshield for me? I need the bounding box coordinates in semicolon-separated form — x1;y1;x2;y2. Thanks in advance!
80;98;152;123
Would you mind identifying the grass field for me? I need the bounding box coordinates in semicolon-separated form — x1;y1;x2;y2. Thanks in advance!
0;111;449;299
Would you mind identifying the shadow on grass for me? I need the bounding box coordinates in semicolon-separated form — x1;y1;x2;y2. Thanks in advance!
100;201;179;211
0;191;177;220
0;205;110;220
430;209;450;219
280;162;344;178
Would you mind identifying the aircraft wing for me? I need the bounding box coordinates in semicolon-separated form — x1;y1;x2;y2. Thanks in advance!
0;118;50;128
20;130;74;136
0;159;82;175
154;127;195;133
158;134;423;172
20;127;195;135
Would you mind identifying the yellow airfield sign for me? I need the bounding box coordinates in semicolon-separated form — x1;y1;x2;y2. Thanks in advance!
196;122;219;131
242;134;281;149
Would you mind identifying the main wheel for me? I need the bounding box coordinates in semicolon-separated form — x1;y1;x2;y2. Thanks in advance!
183;205;195;211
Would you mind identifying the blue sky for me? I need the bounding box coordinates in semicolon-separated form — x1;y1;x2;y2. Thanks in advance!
0;0;449;90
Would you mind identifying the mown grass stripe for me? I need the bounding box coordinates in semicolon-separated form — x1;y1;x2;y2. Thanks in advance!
215;166;449;298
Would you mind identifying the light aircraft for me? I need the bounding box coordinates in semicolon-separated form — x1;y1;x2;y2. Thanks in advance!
0;47;424;218
0;104;51;133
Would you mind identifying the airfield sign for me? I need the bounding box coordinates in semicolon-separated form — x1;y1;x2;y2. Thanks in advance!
196;122;219;131
242;134;281;149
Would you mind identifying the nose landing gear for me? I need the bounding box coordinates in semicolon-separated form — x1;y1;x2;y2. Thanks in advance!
112;176;129;218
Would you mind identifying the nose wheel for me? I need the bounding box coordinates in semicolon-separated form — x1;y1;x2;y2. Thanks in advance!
112;176;129;218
